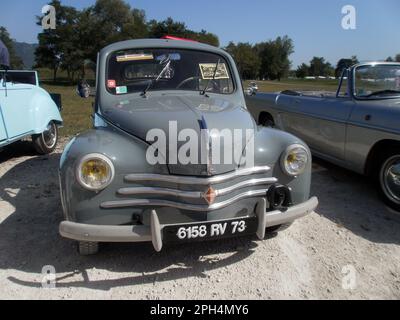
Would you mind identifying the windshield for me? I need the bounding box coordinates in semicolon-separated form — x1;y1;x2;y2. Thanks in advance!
354;64;400;98
0;71;37;85
106;49;235;95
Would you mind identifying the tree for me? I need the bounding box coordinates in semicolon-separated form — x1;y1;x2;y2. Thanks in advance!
189;29;219;47
35;0;79;81
256;36;294;81
386;56;394;62
395;54;400;63
0;26;24;69
225;42;260;79
123;9;149;40
296;63;309;78
35;0;150;81
148;17;186;39
34;0;220;82
309;57;334;77
148;18;219;46
335;56;359;78
77;0;148;65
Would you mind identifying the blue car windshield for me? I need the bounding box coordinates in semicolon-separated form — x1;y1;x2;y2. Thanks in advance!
106;48;235;95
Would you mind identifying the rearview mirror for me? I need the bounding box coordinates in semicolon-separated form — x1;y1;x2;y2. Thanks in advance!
245;86;256;96
76;79;91;99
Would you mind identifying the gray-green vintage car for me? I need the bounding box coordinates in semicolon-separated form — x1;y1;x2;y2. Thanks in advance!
247;62;400;211
59;39;317;255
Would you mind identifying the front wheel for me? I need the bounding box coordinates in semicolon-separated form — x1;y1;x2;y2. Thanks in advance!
378;150;400;211
259;115;275;128
32;121;58;154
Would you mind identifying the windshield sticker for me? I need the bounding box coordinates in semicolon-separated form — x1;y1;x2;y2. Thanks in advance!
107;79;116;88
116;86;128;95
199;63;229;80
116;53;154;62
156;53;181;61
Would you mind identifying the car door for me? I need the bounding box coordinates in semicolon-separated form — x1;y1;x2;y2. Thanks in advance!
0;81;34;140
0;106;7;141
277;95;355;161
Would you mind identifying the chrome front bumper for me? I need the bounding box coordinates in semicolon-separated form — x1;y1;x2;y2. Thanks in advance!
59;197;318;252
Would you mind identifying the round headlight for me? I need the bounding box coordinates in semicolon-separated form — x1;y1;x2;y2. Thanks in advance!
76;154;115;191
281;144;309;176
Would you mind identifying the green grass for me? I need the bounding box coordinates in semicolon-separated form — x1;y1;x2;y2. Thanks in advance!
40;74;340;137
42;83;94;137
244;79;340;92
38;68;95;137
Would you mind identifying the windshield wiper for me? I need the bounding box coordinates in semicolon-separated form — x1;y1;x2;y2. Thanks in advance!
364;89;400;98
200;59;221;96
141;58;171;97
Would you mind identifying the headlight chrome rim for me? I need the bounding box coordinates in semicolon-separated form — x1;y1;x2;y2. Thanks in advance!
76;153;115;191
280;144;309;177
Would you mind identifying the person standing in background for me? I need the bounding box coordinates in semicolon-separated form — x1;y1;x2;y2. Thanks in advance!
0;39;10;70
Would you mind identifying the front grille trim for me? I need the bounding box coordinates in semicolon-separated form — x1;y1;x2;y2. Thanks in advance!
124;166;271;185
117;177;277;199
101;189;268;212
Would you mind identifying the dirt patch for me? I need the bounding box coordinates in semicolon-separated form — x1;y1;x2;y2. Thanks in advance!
0;139;399;299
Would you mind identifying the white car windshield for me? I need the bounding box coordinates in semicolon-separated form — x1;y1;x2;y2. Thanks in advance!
354;64;400;98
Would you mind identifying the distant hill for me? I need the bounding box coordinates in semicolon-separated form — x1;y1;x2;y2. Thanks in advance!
12;42;37;69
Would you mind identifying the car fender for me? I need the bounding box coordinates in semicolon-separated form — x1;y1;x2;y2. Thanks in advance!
30;87;63;134
241;126;312;205
59;126;168;222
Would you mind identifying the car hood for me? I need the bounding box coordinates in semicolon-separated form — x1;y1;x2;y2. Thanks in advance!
100;93;256;175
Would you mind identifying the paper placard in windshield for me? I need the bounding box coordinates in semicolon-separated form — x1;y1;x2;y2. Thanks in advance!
116;53;154;62
199;63;229;80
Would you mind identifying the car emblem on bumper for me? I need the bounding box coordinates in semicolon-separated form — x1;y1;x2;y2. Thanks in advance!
203;186;217;205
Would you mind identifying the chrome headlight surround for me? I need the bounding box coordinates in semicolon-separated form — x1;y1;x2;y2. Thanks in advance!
76;153;115;191
280;144;309;177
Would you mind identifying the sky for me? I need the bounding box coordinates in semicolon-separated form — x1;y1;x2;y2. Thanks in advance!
1;0;399;67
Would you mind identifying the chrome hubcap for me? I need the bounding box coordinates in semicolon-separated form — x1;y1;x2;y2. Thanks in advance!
381;156;400;204
42;123;57;148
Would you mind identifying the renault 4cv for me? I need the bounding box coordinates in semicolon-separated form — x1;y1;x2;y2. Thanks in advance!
59;38;318;255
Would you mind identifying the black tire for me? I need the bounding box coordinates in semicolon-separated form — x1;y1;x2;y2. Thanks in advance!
376;148;400;211
259;115;275;128
78;241;99;256
265;223;293;234
32;121;58;155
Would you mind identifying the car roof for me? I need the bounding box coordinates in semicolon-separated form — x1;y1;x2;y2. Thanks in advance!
352;61;400;68
100;38;225;56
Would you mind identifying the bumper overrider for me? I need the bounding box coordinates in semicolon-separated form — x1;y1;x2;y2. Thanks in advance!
59;196;318;252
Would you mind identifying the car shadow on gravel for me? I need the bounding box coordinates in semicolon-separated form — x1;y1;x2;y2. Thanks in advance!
311;157;400;245
0;141;37;164
0;145;261;291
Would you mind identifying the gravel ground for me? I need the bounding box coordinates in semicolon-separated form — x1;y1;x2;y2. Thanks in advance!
0;139;399;300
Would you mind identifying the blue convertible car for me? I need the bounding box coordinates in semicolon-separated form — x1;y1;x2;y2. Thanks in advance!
0;41;62;154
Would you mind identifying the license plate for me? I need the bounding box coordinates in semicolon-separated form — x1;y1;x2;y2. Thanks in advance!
162;217;258;243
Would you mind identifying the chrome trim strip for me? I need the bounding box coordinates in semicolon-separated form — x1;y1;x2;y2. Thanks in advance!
215;177;277;196
118;187;202;198
124;166;271;185
117;177;277;198
101;189;268;212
